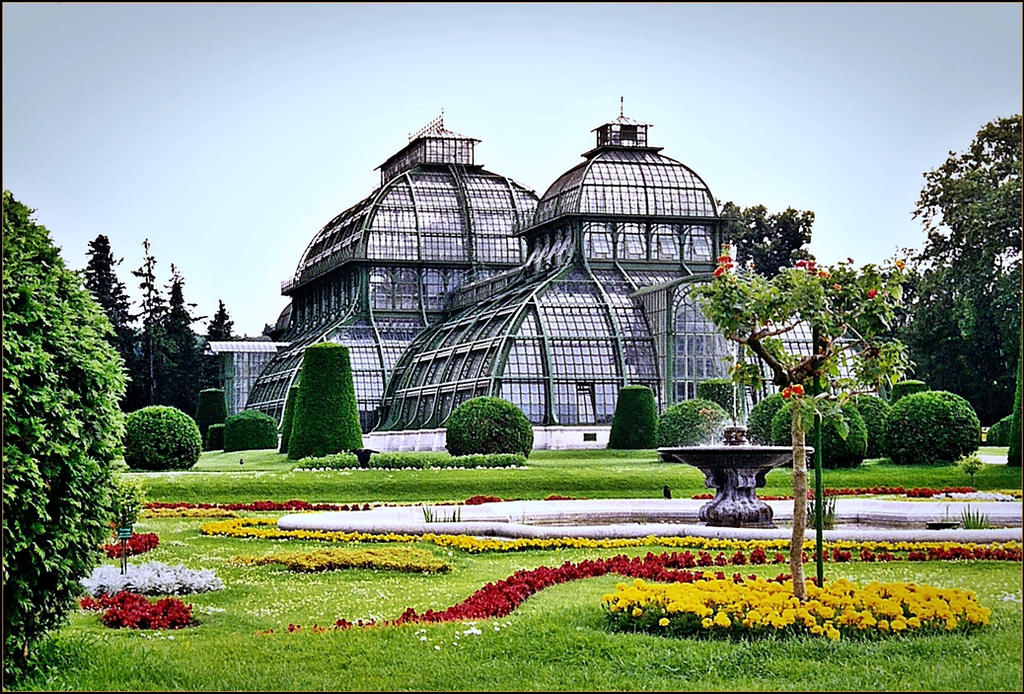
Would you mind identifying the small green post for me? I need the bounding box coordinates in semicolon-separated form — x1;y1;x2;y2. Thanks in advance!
814;413;824;587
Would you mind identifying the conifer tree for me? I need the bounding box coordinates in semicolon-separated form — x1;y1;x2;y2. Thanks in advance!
162;264;204;414
83;234;135;370
129;239;168;408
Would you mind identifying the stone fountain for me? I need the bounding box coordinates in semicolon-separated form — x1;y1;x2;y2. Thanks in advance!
658;426;811;528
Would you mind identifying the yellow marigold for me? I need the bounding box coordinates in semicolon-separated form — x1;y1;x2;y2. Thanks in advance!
659;618;670;627
713;611;731;628
701;618;713;629
632;607;643;618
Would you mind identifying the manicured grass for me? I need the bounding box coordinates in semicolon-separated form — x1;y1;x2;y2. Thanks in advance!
13;514;1024;691
132;449;1022;505
979;446;1011;456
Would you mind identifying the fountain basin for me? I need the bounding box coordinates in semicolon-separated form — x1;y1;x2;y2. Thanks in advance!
658;445;813;528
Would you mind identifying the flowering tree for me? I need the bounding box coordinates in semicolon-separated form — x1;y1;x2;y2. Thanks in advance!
693;249;910;599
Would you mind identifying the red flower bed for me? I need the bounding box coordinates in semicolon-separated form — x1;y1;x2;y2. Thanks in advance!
80;591;194;629
692;486;977;500
544;494;582;501
463;495;503;505
146;500;373;512
906;487;976;498
103;533;159;558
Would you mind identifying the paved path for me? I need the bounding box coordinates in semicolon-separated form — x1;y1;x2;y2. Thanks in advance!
279;497;1022;544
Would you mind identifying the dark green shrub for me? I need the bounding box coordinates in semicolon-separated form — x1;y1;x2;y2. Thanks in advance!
986;414;1012;446
446;397;533;457
123;406;202;470
296;452;525;470
851;395;891;458
891;380;928;402
607;386;658;449
696;378;736;417
195;388;227;450
223;410;279;452
288;343;362;460
657;399;728;447
886;390;981;465
746;393;786;445
206;423;225;451
1009;347;1021;467
279;384;300;454
770;402;868;468
3;191;126;677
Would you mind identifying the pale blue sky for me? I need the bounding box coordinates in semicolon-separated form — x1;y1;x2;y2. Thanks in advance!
3;3;1021;335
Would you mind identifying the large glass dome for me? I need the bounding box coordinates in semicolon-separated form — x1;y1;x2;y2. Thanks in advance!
246;119;538;429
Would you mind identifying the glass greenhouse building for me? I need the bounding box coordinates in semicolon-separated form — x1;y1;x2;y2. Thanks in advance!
248;113;735;432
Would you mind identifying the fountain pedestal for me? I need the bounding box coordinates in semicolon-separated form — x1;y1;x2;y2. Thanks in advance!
658;445;811;528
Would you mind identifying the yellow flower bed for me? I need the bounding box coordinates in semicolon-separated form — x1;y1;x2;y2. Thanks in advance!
603;577;991;641
144;507;239;519
231;546;450;573
200;518;1021;559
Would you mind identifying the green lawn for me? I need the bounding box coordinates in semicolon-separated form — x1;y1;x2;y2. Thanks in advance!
13;449;1022;691
133;448;1022;505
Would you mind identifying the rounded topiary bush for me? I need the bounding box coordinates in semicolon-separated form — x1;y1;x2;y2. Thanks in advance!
608;386;658;449
223;410;279;452
851;395;891;459
3;191;127;677
746;393;786;445
446;397;533;457
288;343;362;460
206;423;225;451
891;380;928;402
985;414;1012;446
696;378;736;417
770;402;868;468
278;384;300;454
123;406;201;470
657;399;729;447
195;388;227;449
886;390;981;465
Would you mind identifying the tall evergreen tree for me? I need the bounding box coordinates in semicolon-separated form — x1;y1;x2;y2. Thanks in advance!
162;264;204;414
82;234;135;369
129;239;168;409
207;300;234;341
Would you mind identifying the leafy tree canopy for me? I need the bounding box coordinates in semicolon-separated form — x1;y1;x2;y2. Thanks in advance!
720;202;814;278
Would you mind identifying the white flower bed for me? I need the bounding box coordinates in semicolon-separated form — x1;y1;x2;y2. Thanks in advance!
933;491;1015;502
81;561;224;596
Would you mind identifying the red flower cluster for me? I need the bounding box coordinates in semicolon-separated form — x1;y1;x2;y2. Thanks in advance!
463;495;504;505
544;494;581;501
80;591;194;629
103;533;159;558
794;259;817;273
146;500;371;512
781;384;805;399
905;487;977;498
713;252;734;278
866;288;879;299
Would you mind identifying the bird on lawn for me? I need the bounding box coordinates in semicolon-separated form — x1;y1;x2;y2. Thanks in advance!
239;458;244;465
663;485;671;499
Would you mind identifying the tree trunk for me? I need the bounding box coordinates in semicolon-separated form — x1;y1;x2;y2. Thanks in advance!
790;411;807;601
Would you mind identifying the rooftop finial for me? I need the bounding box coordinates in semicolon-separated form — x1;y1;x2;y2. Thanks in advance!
409;112;445;141
620;96;624;118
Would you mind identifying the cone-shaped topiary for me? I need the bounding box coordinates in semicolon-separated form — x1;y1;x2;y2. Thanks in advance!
124;406;202;470
657;399;728;447
746;393;786;445
288;343;362;460
206;423;225;451
608;386;658;449
1009;345;1021;466
223;410;279;452
696;378;736;418
195;388;227;450
891;380;928;402
278;384;300;454
446;397;533;457
770;402;868;468
851;394;891;459
887;390;980;465
3;190;127;678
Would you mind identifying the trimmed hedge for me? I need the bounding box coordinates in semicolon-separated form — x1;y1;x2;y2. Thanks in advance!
288;343;362;460
696;378;736;418
851;395;891;459
195;388;226;450
3;191;127;677
886;390;981;465
608;386;658;449
746;393;786;445
278;384;300;454
891;380;928;402
770;402;868;468
657;399;729;447
446;397;533;457
1010;346;1022;467
986;414;1012;446
206;424;225;451
223;410;278;452
296;452;525;470
123;406;202;470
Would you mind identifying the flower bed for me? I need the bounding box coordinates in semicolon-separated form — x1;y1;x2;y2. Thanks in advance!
603;576;990;641
146;500;371;512
81;562;224;596
692;486;979;500
295;452;526;471
80;591;195;629
143;507;240;518
103;532;159;558
231;547;450;573
201;518;1022;562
